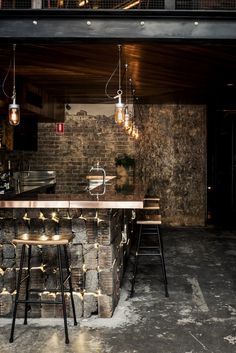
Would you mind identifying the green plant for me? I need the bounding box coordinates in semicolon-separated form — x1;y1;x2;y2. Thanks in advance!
115;154;135;169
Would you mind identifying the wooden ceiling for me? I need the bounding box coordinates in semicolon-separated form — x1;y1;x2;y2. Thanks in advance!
0;41;236;106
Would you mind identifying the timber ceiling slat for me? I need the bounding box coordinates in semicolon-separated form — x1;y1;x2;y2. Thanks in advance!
0;42;236;104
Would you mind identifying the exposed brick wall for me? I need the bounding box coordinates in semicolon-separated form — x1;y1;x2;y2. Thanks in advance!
28;105;135;194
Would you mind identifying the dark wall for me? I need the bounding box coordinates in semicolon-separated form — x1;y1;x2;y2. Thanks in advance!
13;116;38;151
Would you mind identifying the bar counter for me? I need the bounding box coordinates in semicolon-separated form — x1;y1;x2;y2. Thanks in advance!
0;178;146;209
0;176;146;318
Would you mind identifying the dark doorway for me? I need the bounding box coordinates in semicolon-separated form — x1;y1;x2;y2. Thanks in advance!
208;105;236;228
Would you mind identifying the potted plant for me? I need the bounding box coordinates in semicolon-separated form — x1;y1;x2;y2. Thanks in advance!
115;154;135;168
115;154;135;179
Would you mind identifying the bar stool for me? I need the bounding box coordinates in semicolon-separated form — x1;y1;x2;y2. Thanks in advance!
130;198;169;298
9;233;77;344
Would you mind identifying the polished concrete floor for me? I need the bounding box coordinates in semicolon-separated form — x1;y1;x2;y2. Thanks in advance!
1;227;236;353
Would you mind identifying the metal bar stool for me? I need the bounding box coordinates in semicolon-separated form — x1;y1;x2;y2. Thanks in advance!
131;198;169;298
9;233;77;344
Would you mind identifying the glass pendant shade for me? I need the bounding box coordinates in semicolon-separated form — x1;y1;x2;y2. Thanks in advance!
134;127;139;139
127;125;133;135
9;102;20;126
114;100;125;125
131;126;136;138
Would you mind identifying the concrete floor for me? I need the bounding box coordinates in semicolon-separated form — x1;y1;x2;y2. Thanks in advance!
1;227;236;353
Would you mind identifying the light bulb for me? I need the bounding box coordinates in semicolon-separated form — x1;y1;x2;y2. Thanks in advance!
114;102;125;125
131;125;139;139
134;128;139;139
127;125;133;135
9;102;20;126
123;107;132;130
132;127;136;138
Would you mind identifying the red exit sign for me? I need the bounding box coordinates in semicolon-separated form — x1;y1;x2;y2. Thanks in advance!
56;123;64;135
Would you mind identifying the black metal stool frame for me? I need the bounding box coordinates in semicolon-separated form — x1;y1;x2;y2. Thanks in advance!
9;242;77;344
130;221;169;298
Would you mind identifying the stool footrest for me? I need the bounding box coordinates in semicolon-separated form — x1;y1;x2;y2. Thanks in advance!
29;288;72;293
17;300;63;305
138;246;161;255
137;253;161;256
20;274;30;284
63;274;71;284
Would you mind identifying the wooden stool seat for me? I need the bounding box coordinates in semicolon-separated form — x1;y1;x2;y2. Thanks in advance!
12;233;73;245
9;232;77;344
137;214;162;224
143;198;160;210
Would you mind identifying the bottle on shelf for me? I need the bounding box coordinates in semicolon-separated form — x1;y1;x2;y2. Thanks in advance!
8;160;14;191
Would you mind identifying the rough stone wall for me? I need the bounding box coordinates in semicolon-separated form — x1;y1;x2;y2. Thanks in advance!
0;208;128;319
135;104;207;226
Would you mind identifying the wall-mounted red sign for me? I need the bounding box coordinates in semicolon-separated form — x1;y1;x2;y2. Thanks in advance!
56;123;64;135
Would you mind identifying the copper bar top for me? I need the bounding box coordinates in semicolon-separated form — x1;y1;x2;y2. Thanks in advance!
0;179;146;209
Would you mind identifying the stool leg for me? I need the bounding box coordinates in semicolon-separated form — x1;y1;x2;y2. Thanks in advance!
10;244;26;343
24;245;32;325
63;244;77;326
57;245;69;344
130;224;142;297
156;226;169;297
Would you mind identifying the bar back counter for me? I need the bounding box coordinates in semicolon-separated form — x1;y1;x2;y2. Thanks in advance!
0;175;145;319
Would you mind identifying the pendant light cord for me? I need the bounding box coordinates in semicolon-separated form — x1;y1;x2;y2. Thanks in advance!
2;59;12;100
105;60;119;99
125;63;128;105
1;44;16;100
118;44;121;93
12;44;16;101
105;44;123;100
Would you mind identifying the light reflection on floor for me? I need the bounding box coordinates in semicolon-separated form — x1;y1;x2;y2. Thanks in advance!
71;331;109;353
0;325;109;353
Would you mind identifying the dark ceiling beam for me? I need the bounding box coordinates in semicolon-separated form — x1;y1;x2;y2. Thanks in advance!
0;10;236;41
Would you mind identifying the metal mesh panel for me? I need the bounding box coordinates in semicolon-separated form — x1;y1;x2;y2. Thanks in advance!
1;0;31;8
0;1;165;9
0;0;235;10
175;0;236;10
41;1;165;9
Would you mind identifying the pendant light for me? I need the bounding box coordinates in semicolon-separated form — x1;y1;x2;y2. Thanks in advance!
9;44;20;126
123;64;132;131
114;45;125;125
123;106;131;130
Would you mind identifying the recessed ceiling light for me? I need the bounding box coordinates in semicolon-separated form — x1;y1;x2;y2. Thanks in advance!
226;83;234;87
